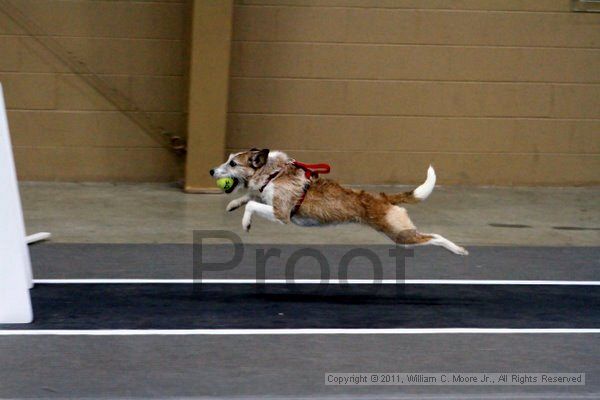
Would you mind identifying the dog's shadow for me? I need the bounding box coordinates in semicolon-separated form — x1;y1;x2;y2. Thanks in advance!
203;290;479;306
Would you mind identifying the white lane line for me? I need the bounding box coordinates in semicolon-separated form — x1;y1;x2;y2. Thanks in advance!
33;279;600;285
0;328;599;336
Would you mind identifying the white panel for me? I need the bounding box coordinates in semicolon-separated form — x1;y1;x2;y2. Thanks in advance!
0;83;33;323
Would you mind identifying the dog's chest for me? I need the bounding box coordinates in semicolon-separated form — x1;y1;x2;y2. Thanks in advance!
260;183;275;205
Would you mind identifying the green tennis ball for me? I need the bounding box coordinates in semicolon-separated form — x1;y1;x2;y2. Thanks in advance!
216;177;235;191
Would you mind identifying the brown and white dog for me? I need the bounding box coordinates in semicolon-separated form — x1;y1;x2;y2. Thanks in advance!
210;149;468;255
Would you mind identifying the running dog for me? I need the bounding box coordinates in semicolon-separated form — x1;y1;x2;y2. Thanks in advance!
210;149;468;255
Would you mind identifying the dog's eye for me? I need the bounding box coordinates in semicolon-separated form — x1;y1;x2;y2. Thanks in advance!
229;160;237;167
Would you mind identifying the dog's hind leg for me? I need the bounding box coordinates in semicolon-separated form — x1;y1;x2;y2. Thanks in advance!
393;229;468;256
420;233;469;255
376;205;468;255
242;201;283;232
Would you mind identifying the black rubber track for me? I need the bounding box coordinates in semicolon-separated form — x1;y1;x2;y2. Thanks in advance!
1;283;598;329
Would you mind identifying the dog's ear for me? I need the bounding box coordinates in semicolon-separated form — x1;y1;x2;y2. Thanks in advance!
250;148;269;168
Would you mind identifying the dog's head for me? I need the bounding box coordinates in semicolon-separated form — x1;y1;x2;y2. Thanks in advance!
209;148;269;193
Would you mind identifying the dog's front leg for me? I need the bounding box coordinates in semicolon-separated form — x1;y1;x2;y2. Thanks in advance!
242;201;283;232
226;194;252;212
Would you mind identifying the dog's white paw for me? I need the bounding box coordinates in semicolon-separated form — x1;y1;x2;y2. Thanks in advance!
226;200;240;212
242;213;252;232
455;246;469;256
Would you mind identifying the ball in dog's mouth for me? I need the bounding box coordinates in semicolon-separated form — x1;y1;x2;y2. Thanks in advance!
217;178;240;194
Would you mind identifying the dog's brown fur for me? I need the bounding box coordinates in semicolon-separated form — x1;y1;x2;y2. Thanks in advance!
296;179;432;244
210;149;467;255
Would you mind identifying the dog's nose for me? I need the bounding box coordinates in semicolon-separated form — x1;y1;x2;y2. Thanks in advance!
209;169;215;176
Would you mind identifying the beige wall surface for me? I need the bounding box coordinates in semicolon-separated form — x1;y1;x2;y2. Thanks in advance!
3;0;599;185
227;0;600;185
1;0;188;181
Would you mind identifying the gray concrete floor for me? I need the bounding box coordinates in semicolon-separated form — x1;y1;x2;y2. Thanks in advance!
2;334;599;399
19;182;600;246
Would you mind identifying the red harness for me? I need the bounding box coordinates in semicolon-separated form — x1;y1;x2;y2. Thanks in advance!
259;160;331;216
291;160;331;179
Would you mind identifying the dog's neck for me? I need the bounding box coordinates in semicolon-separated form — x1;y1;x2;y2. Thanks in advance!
247;151;290;192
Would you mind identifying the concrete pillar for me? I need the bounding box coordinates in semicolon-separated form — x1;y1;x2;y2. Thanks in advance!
184;0;234;192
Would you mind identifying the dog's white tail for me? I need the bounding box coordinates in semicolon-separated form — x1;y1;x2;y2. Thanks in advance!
382;165;436;205
413;165;436;201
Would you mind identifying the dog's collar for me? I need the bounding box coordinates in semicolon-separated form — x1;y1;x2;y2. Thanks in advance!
258;169;283;193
